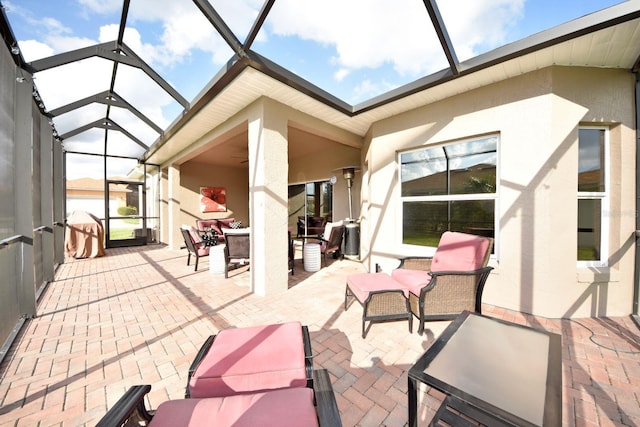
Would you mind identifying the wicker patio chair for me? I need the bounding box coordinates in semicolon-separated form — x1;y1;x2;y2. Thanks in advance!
96;369;342;427
390;231;494;335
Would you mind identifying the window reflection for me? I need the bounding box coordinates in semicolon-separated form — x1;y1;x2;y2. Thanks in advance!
400;135;497;248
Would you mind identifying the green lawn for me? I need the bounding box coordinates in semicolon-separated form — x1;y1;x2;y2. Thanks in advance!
109;228;134;240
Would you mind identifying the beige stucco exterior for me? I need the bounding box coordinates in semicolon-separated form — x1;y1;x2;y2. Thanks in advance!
158;65;636;317
362;66;636;318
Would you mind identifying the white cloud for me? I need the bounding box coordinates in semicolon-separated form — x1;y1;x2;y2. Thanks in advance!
265;0;525;79
352;79;397;101
77;0;122;15
438;0;525;61
334;68;350;82
40;17;73;36
17;40;54;62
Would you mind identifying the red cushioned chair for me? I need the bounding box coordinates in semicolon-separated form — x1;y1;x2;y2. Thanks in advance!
346;231;493;337
390;231;494;335
181;227;209;271
96;369;342;427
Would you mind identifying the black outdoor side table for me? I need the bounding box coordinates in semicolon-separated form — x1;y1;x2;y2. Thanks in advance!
408;311;562;426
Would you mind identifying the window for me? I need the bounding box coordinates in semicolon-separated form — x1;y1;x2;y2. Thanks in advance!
577;127;608;265
288;180;333;231
400;135;498;248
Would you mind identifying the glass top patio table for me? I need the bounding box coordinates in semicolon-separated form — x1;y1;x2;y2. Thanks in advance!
408;311;562;426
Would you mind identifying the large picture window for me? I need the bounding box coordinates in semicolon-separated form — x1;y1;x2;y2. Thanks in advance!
577;127;608;265
400;135;497;248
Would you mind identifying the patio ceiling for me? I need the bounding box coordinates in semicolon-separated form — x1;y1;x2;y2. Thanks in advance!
2;1;640;167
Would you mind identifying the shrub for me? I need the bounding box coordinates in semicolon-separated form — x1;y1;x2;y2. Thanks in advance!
117;205;138;216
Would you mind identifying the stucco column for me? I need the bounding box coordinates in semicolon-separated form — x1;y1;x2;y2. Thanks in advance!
247;99;289;296
167;164;182;250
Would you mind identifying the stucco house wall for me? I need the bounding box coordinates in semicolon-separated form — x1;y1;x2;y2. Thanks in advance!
179;161;250;227
362;66;636;318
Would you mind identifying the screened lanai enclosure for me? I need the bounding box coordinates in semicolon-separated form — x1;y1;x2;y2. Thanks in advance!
2;0;640;362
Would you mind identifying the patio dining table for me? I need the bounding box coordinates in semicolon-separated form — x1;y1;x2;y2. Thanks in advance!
408;310;562;426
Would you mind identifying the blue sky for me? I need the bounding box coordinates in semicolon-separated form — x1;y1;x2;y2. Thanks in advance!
7;0;625;104
3;0;625;177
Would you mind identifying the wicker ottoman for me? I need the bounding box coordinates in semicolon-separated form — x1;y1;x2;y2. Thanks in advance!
345;272;413;338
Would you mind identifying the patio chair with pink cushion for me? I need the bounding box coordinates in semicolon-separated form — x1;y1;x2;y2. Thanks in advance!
180;227;209;271
345;231;493;337
301;222;345;267
96;368;341;427
389;231;494;335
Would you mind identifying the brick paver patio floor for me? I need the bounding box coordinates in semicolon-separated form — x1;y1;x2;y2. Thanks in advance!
1;244;639;426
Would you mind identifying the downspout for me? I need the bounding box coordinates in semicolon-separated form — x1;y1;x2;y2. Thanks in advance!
634;67;640;328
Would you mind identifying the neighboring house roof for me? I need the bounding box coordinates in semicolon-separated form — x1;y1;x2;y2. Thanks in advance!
66;178;130;194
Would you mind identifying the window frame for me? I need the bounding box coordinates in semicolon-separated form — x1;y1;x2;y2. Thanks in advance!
398;134;500;256
577;126;609;267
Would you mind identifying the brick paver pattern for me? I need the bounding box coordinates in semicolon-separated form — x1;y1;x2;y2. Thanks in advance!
1;245;639;426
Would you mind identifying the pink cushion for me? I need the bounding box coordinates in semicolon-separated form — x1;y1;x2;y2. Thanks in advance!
197;219;235;238
188;227;203;244
391;269;432;296
431;231;491;272
149;388;318;427
189;322;307;398
347;272;409;301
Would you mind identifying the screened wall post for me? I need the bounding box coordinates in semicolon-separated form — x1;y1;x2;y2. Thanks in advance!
633;70;640;322
14;74;36;318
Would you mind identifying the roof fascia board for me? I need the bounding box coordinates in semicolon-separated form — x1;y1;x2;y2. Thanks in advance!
246;51;354;115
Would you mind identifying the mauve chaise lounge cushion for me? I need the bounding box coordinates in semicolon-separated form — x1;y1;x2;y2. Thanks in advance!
188;322;307;398
149;387;318;427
